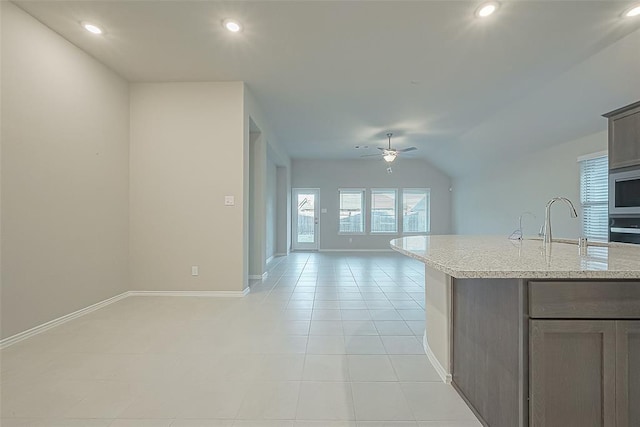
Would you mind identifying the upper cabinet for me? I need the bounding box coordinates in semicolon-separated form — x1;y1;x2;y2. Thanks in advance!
604;101;640;170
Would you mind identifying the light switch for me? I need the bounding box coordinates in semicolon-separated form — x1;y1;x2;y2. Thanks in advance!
321;208;327;214
224;196;235;206
191;266;199;276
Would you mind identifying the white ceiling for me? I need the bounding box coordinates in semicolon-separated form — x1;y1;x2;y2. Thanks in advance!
13;1;640;176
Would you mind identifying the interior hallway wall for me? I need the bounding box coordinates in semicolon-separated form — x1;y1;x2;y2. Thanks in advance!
276;166;290;255
266;155;277;260
248;131;267;277
1;2;130;339
243;87;292;275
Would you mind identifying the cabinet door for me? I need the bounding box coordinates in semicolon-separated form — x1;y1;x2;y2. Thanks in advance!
616;321;640;427
530;320;616;427
610;108;640;169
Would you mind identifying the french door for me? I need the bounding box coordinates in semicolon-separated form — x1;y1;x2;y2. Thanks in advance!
292;188;320;250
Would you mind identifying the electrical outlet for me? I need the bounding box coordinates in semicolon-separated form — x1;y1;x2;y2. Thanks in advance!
224;196;235;206
191;266;199;276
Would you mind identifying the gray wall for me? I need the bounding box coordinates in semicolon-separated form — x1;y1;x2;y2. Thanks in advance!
248;131;267;277
266;156;277;260
276;166;290;255
292;159;452;250
130;82;246;292
243;89;292;279
1;3;130;339
453;131;607;238
0;4;289;340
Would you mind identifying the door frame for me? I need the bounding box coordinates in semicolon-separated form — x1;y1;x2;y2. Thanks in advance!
292;188;320;251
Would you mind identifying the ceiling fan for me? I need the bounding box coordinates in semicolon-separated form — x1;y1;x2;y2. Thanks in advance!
361;133;417;163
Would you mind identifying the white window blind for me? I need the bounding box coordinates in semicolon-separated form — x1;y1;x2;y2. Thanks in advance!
371;189;398;233
339;189;365;233
580;155;608;242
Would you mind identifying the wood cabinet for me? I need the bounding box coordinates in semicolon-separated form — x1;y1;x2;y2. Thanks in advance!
530;320;616;427
529;281;640;319
530;320;640;427
616;321;640;427
528;281;640;427
452;278;526;427
604;101;640;170
452;279;640;427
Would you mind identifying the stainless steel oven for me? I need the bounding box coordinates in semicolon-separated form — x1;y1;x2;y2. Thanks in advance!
609;168;640;216
610;217;640;244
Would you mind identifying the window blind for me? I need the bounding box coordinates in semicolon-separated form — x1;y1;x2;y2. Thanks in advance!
371;189;398;233
339;189;365;233
580;155;608;242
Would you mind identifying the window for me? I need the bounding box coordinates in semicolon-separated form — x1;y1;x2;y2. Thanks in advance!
371;189;397;233
339;189;365;233
579;153;608;242
403;189;430;233
337;187;432;236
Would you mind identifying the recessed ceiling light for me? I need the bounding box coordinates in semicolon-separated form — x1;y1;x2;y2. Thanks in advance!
222;19;242;33
476;2;499;18
624;4;640;17
81;21;103;35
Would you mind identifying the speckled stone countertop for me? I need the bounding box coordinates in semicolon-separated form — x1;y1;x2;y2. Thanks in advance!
390;235;640;279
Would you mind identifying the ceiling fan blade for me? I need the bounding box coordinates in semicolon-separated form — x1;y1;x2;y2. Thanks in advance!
360;153;381;157
376;147;387;151
398;147;418;152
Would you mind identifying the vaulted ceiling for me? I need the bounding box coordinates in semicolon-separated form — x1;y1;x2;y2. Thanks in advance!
14;1;640;176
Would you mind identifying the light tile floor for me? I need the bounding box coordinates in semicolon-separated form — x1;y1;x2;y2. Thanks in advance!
0;252;481;426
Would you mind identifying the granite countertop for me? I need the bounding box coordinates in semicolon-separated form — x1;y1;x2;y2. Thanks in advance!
390;235;640;279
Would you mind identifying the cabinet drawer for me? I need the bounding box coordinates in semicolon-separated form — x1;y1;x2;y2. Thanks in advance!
529;281;640;319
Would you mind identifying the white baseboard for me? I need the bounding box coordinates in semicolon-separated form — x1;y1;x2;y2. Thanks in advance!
0;288;250;349
274;253;287;257
423;331;452;384
266;256;274;264
128;289;250;297
0;291;129;350
318;249;395;252
248;271;268;280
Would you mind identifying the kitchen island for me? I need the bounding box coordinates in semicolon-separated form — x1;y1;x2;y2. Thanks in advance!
390;235;640;427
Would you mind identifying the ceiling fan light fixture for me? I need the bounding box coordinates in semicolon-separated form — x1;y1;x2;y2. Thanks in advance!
383;152;397;163
476;2;499;18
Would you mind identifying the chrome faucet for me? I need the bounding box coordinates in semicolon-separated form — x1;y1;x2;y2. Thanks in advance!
542;197;578;245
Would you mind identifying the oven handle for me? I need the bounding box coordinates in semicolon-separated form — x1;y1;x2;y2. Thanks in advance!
610;227;640;235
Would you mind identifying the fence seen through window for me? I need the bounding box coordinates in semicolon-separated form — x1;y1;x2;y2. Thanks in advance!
338;188;430;235
403;189;430;233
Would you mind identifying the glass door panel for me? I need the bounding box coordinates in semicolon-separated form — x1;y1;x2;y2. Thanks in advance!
293;189;319;250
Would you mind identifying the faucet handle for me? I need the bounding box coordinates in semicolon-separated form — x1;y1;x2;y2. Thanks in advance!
538;224;545;237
